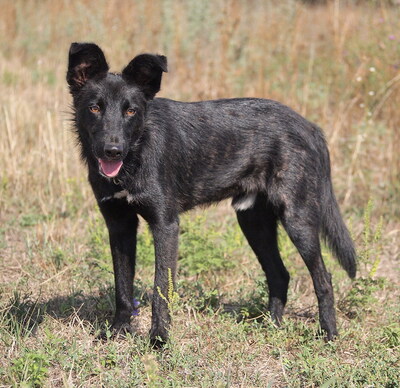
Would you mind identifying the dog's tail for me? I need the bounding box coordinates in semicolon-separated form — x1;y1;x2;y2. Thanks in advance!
320;157;357;279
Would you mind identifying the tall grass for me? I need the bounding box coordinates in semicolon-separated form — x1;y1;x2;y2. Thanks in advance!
0;0;399;219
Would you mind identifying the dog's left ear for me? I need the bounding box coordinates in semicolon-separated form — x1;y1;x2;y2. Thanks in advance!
122;54;168;100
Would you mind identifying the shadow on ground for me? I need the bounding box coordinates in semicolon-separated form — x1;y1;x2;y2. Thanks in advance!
2;282;319;341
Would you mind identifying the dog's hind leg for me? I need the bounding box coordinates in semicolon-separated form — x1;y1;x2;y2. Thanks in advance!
235;195;290;324
280;204;338;340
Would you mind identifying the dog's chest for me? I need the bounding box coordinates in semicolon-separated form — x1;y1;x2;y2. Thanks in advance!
100;189;135;204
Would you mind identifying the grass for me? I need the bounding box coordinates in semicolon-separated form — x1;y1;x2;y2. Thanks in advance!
0;0;399;386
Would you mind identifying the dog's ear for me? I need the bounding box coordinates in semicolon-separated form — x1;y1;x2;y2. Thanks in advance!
122;54;167;100
67;43;109;92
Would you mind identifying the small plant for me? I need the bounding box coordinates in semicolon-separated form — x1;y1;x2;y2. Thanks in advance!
178;214;237;276
51;247;67;271
157;268;179;316
142;353;165;387
180;279;221;313
381;324;400;349
237;278;270;322
0;227;6;250
339;200;385;318
136;224;155;267
9;351;50;387
19;212;46;227
2;292;44;343
87;211;113;275
100;348;118;369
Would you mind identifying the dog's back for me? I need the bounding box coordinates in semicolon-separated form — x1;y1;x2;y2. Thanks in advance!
129;97;326;210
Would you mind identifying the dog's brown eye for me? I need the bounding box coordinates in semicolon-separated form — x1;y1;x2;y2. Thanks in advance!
89;105;100;113
126;108;136;116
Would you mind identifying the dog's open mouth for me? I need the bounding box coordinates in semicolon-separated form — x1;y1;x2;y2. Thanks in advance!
99;159;123;178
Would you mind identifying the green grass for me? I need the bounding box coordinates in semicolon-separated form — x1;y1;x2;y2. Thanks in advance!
0;204;398;387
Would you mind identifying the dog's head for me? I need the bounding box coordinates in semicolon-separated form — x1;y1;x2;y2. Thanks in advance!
67;43;167;178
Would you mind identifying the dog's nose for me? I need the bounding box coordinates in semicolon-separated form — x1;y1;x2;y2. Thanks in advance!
104;144;123;159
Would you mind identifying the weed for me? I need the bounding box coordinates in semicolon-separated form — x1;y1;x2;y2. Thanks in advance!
157;268;179;316
236;278;270;322
19;213;47;228
179;279;221;313
2;292;44;343
87;211;113;276
381;324;400;349
178;214;238;276
0;227;6;250
142;353;165;388
8;351;50;387
136;223;155;268
51;247;67;271
339;200;386;318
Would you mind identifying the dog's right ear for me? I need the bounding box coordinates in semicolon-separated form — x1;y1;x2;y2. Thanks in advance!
67;43;109;92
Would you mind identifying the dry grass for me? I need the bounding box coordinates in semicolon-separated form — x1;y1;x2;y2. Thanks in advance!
0;0;399;217
0;0;399;386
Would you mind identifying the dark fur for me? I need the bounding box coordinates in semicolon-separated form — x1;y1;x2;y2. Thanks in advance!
67;43;356;345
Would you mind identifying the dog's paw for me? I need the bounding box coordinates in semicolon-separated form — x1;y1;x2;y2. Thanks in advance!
111;322;134;337
149;327;168;349
98;322;134;341
316;327;338;342
324;330;338;343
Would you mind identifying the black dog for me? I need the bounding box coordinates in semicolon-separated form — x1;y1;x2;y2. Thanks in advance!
67;43;356;345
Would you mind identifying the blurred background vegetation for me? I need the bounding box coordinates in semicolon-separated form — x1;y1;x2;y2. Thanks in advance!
0;0;399;219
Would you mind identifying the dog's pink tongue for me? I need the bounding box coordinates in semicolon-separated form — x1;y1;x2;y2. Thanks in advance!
99;159;123;177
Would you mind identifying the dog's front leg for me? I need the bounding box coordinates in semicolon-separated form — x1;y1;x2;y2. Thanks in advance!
99;200;139;336
148;217;179;346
